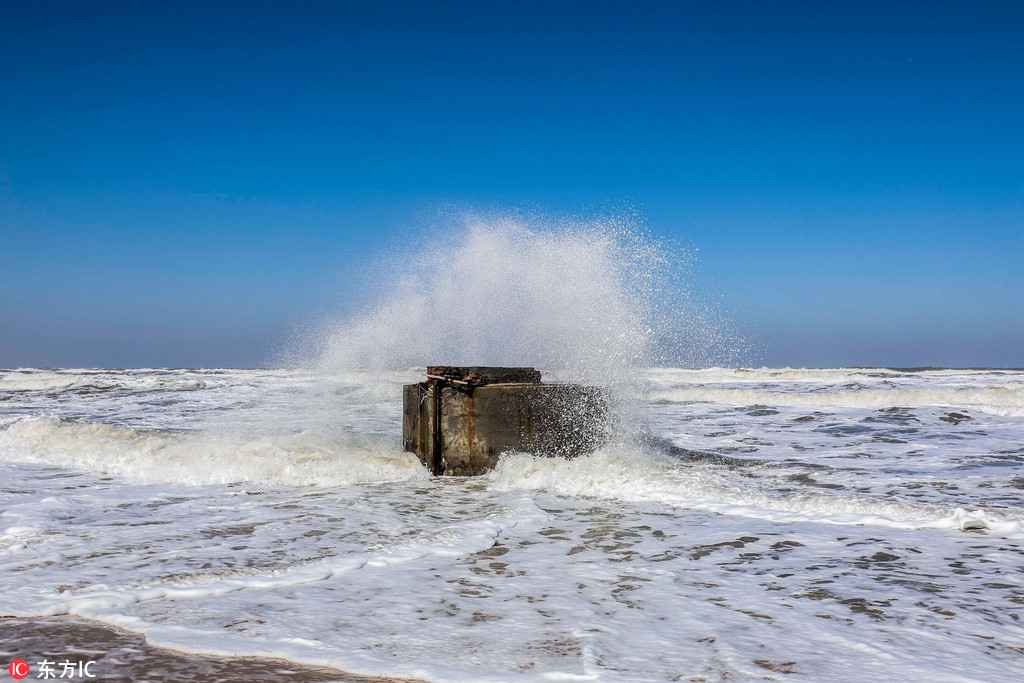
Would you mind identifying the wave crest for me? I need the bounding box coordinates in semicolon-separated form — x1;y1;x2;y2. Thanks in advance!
487;448;1020;534
0;417;426;487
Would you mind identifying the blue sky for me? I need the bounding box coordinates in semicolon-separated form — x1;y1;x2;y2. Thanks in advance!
1;0;1021;368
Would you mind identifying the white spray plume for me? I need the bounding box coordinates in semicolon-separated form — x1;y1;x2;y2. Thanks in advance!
312;210;749;386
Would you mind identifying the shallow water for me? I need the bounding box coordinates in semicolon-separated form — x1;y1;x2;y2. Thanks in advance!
2;367;1023;681
0;617;402;682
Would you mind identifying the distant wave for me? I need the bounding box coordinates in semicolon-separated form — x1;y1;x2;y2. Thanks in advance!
649;386;1024;415
0;371;83;392
648;366;1020;384
0;370;218;393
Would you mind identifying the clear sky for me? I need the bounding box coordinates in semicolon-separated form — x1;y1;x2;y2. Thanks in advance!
1;0;1021;368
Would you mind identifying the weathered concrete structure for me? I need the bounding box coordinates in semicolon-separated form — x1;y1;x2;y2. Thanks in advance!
403;366;607;476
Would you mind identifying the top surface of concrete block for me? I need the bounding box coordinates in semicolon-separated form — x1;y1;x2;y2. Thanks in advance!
426;366;543;384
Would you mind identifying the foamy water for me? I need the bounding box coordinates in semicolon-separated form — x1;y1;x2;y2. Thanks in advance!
2;366;1024;680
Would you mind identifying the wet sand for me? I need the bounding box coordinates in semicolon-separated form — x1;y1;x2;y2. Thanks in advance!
0;617;414;682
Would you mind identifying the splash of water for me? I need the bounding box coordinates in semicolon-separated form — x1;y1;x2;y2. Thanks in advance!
312;211;747;385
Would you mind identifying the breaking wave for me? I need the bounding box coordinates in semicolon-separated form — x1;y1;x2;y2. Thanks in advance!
487;448;1022;535
0;372;85;392
0;370;220;393
0;417;425;487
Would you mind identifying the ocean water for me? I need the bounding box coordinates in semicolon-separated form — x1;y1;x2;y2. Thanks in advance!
2;366;1024;681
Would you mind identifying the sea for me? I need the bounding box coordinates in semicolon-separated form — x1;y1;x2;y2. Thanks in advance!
2;365;1023;681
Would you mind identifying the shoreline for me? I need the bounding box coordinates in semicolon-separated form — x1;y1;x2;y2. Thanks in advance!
0;616;419;683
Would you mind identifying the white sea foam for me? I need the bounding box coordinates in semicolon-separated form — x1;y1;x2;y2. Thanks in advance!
3;367;1024;680
487;448;1019;534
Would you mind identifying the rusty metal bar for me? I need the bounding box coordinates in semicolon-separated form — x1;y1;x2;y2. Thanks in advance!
426;374;471;385
431;379;442;475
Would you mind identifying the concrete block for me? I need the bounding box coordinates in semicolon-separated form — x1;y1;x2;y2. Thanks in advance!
403;369;608;476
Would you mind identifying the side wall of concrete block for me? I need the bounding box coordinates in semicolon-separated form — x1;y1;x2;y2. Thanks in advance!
404;382;608;476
